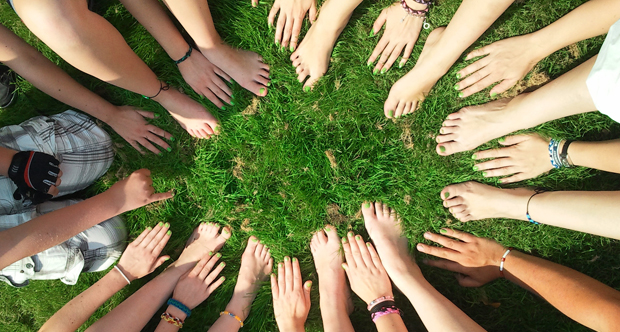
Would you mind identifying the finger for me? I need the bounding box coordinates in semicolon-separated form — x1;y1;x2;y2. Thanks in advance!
375;42;397;73
142;222;164;248
341;236;356;268
48;185;59;197
275;12;286;46
268;3;280;28
308;2;317;23
472;147;510;161
277;261;285;295
423;258;466;274
153;228;172;255
200;252;221;280
137;138;162;155
281;15;294;49
465;45;492;61
457;67;491;92
292;257;301;290
190;252;212;278
371;9;387;36
457;56;492;81
423;232;464;251
136;110;155;119
147;125;172;141
129;140;145;154
252;0;257;7
416;243;459;261
132;227;151;246
399;42;414;69
368;35;389;66
290;17;303;51
153;255;171;270
206;275;226;294
500;173;528;184
147;222;170;252
271;273;279;300
146;133;170;152
490;78;519;96
149;190;175;203
461;75;500;98
303;280;312;307
57;169;63;179
482;166;517;178
381;43;404;72
284;256;293;292
348;233;366;268
214;66;232;83
355;235;374;268
204;260;226;286
366;242;383;270
475;157;513;172
455;273;485;288
437;228;475;242
500;134;533;146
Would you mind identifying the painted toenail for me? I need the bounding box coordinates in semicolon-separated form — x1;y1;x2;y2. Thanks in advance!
471;154;476;159
456;73;461;79
369;28;375;37
454;84;459;90
440;128;445;134
499;137;505;142
260;88;265;95
304;86;310;93
222;229;229;234
388;110;394;118
491;92;497;98
473;166;478;171
440;229;447;234
483;172;488;177
439;146;446;153
251;237;258;242
444;192;450;198
458;92;464;98
364;202;370;208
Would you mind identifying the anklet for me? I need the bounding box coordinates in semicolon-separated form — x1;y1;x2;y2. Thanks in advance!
526;191;544;225
174;45;193;65
142;81;170;100
367;295;395;311
499;247;514;278
220;311;244;327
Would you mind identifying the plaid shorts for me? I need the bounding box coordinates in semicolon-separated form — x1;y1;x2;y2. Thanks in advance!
0;111;126;287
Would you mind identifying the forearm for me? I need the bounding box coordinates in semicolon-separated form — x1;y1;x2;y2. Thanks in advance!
0;146;17;177
567;140;620;174
504;251;620;331
39;268;128;332
0;190;123;269
528;0;620;62
395;263;485;332
87;263;190;332
528;191;620;240
375;315;408;332
154;306;186;332
119;0;190;60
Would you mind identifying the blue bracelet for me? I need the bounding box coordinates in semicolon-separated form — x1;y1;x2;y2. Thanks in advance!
167;298;191;317
174;46;193;65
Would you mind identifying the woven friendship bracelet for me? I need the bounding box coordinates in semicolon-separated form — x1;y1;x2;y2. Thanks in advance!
161;312;184;328
174;45;193;65
220;311;244;327
499;247;514;278
400;0;428;18
167;298;191;317
367;296;395;311
371;305;402;323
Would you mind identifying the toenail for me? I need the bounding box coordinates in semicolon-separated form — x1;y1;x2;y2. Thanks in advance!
499;137;505;142
325;226;331;231
483;172;488;177
364;202;370;208
473;166;478;171
388;110;394;118
471;154;476;159
458;92;464;98
456;73;461;79
260;88;265;95
444;192;450;199
440;229;447;234
449;208;453;213
222;229;229;234
251;237;258;242
453;84;459;90
439;146;446;153
440;128;445;134
491;92;497;98
304;86;310;93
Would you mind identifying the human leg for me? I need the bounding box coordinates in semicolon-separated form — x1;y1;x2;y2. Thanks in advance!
13;0;219;139
436;55;598;155
161;0;271;97
290;0;362;90
310;225;354;332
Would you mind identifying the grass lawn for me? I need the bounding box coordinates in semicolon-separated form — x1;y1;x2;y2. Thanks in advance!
1;0;620;331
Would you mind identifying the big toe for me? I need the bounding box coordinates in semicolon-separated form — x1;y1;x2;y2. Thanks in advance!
246;236;260;254
361;201;377;221
324;225;339;242
436;141;463;156
384;97;399;119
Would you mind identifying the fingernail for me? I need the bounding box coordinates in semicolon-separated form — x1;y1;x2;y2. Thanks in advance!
278;263;283;268
381;68;386;74
166;230;172;236
292;257;298;262
260;88;265;95
164;222;170;228
280;46;285;52
230;100;235;106
158;222;163;227
456;73;461;79
164;257;170;261
440;146;446;153
284;257;289;262
216;253;222;258
348;232;354;237
458;92;464;98
388;110;394;118
154;113;160;118
364;202;370;208
275;40;279;46
251;237;258;242
373;68;378;75
304;86;310;93
491;92;497;98
366;242;371;247
440;229;447;234
499;137;505;142
290;46;294;52
341;264;347;270
399;62;404;68
209;251;213;256
167;147;172;152
473;166;478;171
454;84;459;90
305;281;312;288
341;237;347;243
220;262;226;267
444;192;450;198
369;28;375;37
221;105;226;111
169;136;175;142
147;227;152;231
267;82;271;87
483;172;488;177
221;276;226;281
416;244;425;252
367;62;372;67
355;235;361;240
271;273;275;277
471;154;477;159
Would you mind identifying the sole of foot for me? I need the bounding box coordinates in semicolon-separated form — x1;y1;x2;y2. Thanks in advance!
384;27;445;119
155;87;220;139
441;181;535;222
179;222;232;266
436;94;528;156
226;236;273;321
310;225;354;315
202;44;270;97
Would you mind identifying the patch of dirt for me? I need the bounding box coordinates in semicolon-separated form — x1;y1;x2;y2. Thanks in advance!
326;203;347;225
241;218;253;232
325;150;338;169
232;157;246;180
504;66;550;97
242;97;260;117
404;195;412;205
567;43;581;58
335;79;341;90
400;127;414;149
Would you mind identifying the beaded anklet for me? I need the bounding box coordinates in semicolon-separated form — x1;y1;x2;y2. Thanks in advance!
143;81;170;100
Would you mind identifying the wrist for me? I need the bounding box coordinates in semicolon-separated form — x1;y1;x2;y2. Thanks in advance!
276;320;306;332
526;32;555;64
165;305;188;321
114;263;136;282
403;0;428;10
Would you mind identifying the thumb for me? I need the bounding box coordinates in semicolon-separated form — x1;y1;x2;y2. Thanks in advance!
136;110;155;119
152;256;171;271
303;280;312;305
371;9;387;35
149;190;174;203
309;3;317;24
455;273;484;288
499;134;530;146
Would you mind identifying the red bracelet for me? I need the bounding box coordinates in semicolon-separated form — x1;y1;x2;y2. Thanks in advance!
499;247;514;278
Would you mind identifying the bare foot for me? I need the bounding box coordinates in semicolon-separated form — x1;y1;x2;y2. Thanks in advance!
362;202;411;276
435;94;529;156
202;44;270;97
177;222;232;266
154;87;220;139
473;133;553;183
224;236;273;322
384;27;444;118
310;225;353;314
440;181;534;222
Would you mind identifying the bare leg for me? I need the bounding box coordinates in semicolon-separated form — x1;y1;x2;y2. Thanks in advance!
290;0;362;91
13;0;219;139
161;0;270;97
310;225;354;332
436;55;598;155
384;0;514;118
207;237;273;332
440;182;620;240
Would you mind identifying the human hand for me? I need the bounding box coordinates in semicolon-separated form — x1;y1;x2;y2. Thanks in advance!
116;224;171;281
172;252;226;310
107;169;174;214
177;51;233;109
107;106;173;155
472;134;553;183
455;34;543;98
368;2;425;73
271;256;311;332
268;0;317;51
342;232;393;304
417;228;506;287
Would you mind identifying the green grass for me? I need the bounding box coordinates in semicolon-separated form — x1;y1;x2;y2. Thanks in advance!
1;0;619;331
